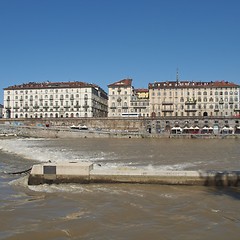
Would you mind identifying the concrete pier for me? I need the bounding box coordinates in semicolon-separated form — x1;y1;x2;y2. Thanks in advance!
28;162;240;187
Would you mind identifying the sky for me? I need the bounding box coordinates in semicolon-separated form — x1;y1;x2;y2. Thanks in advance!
0;0;240;103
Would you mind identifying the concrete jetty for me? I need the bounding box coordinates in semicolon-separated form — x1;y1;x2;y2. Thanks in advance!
28;162;240;187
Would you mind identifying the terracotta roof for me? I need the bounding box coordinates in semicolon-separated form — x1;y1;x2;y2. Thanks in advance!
4;81;100;90
149;80;239;89
108;78;132;88
135;88;149;93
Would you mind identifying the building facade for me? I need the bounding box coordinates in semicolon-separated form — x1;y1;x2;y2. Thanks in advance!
108;79;150;117
149;80;240;118
0;104;3;118
3;81;108;119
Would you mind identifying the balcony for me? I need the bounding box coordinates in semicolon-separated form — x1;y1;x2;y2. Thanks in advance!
74;105;80;108
162;102;173;105
83;105;89;109
162;109;174;112
185;100;197;105
185;109;197;112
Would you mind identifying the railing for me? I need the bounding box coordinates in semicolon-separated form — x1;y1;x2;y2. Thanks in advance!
162;102;173;105
185;101;197;105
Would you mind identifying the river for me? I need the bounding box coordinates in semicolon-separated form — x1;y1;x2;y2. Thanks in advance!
0;137;240;239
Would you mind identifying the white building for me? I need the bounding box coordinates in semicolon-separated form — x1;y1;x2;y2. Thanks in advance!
0;104;3;118
108;79;150;117
3;81;108;119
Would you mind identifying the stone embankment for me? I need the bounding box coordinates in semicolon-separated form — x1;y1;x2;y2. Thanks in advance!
0;123;239;139
28;162;240;187
0;124;149;138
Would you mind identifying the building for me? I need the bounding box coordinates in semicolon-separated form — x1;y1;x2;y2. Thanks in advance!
148;80;240;118
108;79;134;117
3;81;108;119
0;104;3;118
108;79;150;117
132;88;150;117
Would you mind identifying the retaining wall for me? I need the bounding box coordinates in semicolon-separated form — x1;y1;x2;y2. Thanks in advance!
28;162;240;187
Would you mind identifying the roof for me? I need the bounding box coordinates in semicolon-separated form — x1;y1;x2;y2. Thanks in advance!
4;81;102;91
149;80;239;89
108;78;132;88
135;88;149;93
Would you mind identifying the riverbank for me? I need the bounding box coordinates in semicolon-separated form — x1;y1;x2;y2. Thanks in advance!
0;123;240;139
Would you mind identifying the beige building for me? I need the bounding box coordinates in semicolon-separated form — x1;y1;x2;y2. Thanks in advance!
3;81;108;119
108;79;150;117
149;80;240;118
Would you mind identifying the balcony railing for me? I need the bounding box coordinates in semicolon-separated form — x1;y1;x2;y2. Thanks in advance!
162;102;173;105
185;109;197;112
162;109;174;112
185;100;197;105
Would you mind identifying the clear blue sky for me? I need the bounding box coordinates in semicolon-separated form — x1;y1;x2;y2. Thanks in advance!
1;0;240;103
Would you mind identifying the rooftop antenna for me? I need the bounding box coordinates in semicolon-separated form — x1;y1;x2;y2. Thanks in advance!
176;68;179;86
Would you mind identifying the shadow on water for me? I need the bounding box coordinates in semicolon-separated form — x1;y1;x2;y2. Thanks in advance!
207;186;240;201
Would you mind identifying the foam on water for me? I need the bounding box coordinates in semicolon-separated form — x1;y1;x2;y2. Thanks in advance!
0;138;88;163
